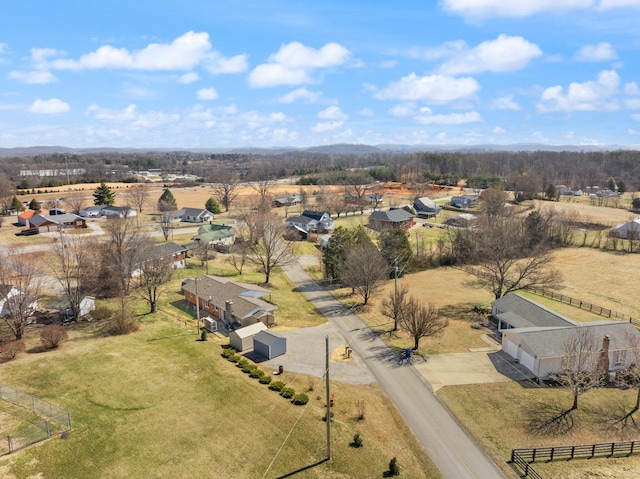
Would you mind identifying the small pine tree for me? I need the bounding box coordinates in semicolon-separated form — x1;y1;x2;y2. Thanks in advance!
350;432;363;448
28;198;41;212
200;330;208;341
11;195;25;212
93;181;116;205
158;188;178;211
205;197;222;214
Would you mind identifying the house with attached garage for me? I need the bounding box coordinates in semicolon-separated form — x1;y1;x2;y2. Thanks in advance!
182;275;277;330
368;209;415;231
494;293;640;380
286;210;334;233
273;194;301;208
162;207;214;224
413;197;440;218
26;213;86;234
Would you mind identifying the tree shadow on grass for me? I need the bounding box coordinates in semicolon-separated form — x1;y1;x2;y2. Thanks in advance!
524;398;578;437
592;397;640;440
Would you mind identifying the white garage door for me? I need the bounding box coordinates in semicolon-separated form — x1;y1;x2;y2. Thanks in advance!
504;338;518;359
520;351;535;374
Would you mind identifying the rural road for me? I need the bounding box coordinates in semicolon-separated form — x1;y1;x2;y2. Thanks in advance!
284;260;508;479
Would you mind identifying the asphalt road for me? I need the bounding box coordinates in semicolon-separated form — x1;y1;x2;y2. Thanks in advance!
284;260;508;479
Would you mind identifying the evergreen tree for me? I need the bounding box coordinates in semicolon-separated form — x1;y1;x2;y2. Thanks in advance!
379;228;413;273
28;198;41;213
93;181;115;206
205;197;222;214
11;195;25;212
158;188;177;211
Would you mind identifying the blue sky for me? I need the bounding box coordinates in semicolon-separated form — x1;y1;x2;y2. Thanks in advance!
2;0;640;148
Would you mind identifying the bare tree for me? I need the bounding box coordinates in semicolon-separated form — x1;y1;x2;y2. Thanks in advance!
472;214;561;299
103;216;147;296
47;232;93;322
0;254;44;339
401;298;448;350
380;283;409;331
129;184;150;214
243;212;295;284
344;174;371;215
0;174;15;215
250;166;277;212
136;247;174;314
549;328;604;410
157;213;174;242
64;193;86;215
340;243;389;306
210;170;241;212
617;331;640;413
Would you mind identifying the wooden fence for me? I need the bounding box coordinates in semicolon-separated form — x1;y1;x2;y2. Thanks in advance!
511;440;640;478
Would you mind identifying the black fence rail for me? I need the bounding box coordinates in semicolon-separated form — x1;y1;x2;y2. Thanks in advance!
511;440;640;478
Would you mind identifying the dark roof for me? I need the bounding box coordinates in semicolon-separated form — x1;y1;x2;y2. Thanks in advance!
369;209;414;222
301;211;327;221
492;293;575;329
183;207;212;217
154;242;186;257
287;215;313;225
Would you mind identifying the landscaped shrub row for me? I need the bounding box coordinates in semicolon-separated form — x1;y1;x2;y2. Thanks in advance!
221;348;305;405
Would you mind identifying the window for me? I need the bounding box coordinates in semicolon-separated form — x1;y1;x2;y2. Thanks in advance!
614;350;626;366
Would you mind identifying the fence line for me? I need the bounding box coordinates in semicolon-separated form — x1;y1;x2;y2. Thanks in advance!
458;266;640;327
511;440;640;478
0;383;72;455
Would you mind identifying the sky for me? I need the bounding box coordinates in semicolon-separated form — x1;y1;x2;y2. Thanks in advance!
2;0;640;149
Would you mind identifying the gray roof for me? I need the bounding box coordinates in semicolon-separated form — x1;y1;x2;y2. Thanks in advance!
512;322;640;359
183;207;212;218
369;209;414;222
254;330;285;346
414;197;437;211
182;275;276;320
29;213;83;227
493;293;576;329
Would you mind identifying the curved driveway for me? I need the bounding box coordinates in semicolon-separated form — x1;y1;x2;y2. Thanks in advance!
284;261;507;479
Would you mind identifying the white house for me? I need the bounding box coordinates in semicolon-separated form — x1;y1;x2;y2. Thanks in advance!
609;217;640;240
162;208;214;224
286;211;334;233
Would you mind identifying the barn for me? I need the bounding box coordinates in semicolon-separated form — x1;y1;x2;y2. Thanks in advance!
253;330;287;359
229;322;268;352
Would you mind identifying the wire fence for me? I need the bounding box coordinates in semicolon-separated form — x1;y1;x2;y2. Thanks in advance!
0;383;72;455
459;266;640;327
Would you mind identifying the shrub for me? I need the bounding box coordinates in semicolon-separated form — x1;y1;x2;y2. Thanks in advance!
259;375;272;384
200;330;208;341
106;311;139;336
350;432;363;448
91;304;111;321
292;393;309;406
228;354;240;363
269;381;286;392
237;358;249;368
241;363;257;374
388;457;400;476
280;387;295;399
249;369;263;379
1;340;25;360
221;348;236;359
40;324;68;350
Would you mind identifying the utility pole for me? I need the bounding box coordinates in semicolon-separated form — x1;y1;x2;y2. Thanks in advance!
195;276;200;335
325;335;331;460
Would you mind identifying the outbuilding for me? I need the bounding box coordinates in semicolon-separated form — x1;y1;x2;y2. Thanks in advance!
229;322;268;352
253;330;287;359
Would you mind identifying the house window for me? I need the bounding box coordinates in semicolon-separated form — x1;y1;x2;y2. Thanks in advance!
614;350;626;366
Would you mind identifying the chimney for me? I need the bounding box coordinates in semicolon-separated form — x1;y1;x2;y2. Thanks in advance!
602;335;610;352
598;335;610;374
225;300;233;322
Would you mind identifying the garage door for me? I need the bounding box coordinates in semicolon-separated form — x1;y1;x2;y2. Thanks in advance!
504;338;518;359
520;351;535;374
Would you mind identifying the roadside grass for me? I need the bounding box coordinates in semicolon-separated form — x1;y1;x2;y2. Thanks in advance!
0;314;440;479
438;382;640;478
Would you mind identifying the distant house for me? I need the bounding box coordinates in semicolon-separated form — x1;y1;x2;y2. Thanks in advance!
162;207;214;224
609;218;640;240
368;209;415;231
49;207;66;215
345;192;384;207
495;293;640;380
195;223;236;247
49;294;96;321
286;211;334;233
182;275;277;330
17;210;35;226
444;213;477;228
0;285;39;319
79;205;106;218
150;242;187;269
101;205;137;218
273;194;301;208
26;213;86;234
449;194;478;210
413;197;440;218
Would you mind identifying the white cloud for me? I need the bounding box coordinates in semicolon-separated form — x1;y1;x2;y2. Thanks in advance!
9;70;57;84
178;72;200;84
197;87;218;100
493;126;506;134
248;41;351;88
438;35;542;75
628;128;640;135
598;0;640;10
389;103;417;117
625;99;640;109
632;113;640;121
48;31;246;73
86;104;138;121
574;42;617;61
374;73;479;103
414;107;482;124
537;70;620;112
359;108;374;117
0;43;7;54
276;88;322;103
313;120;345;132
28;98;70;114
440;0;594;19
317;105;348;121
86;104;179;128
491;95;521;110
624;82;640;95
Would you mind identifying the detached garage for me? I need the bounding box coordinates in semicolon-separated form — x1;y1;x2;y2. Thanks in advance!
229;322;267;352
253;330;287;360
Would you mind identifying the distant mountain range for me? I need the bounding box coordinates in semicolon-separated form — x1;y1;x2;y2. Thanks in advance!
0;142;639;158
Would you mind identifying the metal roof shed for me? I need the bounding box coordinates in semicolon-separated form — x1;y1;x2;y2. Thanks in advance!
253;330;287;360
229;322;268;352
